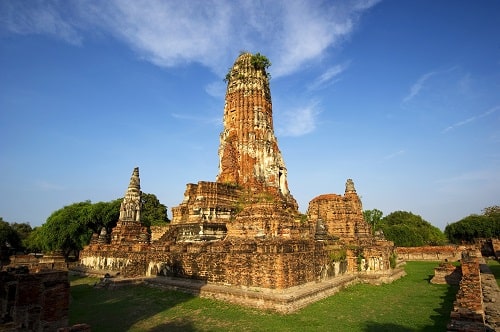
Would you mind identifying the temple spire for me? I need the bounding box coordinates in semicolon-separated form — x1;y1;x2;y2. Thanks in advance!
119;167;142;222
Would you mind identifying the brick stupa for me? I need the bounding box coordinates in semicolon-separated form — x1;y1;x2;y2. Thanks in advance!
79;52;402;312
110;167;150;245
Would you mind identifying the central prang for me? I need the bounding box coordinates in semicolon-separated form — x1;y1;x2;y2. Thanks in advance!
217;52;296;207
169;52;304;241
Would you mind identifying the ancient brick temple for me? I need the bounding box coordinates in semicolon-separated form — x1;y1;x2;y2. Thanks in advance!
79;52;402;311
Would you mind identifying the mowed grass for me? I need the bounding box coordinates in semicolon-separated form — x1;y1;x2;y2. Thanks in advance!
486;258;500;286
70;261;456;332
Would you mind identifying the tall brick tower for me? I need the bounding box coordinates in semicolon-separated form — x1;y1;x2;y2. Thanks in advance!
217;52;296;208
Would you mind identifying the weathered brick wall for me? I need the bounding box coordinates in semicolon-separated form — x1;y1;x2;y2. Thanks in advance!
80;239;396;289
150;225;170;242
172;182;241;224
430;262;461;285
448;257;486;331
396;245;466;262
491;239;500;259
6;253;69;271
0;268;70;332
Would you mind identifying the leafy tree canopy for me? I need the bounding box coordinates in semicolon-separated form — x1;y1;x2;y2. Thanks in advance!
444;205;500;243
363;209;383;234
377;211;447;247
141;193;169;227
86;199;122;234
27;193;169;258
37;201;93;258
0;218;22;249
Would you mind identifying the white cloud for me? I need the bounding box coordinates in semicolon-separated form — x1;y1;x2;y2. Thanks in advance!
35;180;65;191
277;103;321;137
0;0;380;78
442;105;500;133
402;66;459;104
0;0;82;45
402;71;437;104
308;62;350;90
383;149;406;160
205;81;226;98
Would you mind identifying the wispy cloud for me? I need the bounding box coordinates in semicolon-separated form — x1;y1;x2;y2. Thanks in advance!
442;106;500;133
0;0;380;78
383;149;406;160
402;67;458;104
276;103;321;137
308;62;350;90
35;180;65;191
0;1;83;45
204;81;226;98
402;71;437;104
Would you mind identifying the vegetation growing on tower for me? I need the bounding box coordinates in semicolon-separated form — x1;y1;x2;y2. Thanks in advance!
224;52;272;83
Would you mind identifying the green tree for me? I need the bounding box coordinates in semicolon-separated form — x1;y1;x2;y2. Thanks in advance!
141;193;169;227
10;222;33;250
0;218;22;250
483;205;500;217
444;205;500;243
33;193;169;257
86;199;121;234
24;226;44;253
39;201;93;258
378;211;447;247
363;209;383;234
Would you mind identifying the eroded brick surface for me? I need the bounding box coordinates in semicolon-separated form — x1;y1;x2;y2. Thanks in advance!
0;268;69;332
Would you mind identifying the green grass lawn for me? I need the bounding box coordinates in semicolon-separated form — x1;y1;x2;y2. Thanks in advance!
486;258;500;286
70;261;456;332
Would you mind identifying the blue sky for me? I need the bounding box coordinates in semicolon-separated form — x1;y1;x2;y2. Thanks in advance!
1;0;499;230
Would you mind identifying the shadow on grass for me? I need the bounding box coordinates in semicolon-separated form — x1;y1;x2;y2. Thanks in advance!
69;277;205;332
428;283;457;331
148;319;197;332
362;322;414;332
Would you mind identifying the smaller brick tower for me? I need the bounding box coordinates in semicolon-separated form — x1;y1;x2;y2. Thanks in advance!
111;167;150;245
307;179;372;244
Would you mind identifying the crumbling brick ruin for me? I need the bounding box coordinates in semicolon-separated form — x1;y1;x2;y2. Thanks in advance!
78;52;403;311
0;267;69;332
396;245;466;262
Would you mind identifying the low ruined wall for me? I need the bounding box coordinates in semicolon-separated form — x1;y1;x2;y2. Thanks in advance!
447;257;486;331
396;245;466;262
79;239;396;290
6;254;70;271
81;240;334;289
0;268;70;332
492;239;500;259
430;262;461;285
